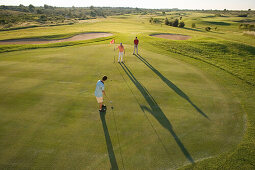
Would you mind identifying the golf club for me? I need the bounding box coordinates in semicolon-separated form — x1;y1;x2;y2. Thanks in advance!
105;95;114;109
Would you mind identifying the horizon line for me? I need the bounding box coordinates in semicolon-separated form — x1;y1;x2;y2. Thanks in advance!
0;4;254;11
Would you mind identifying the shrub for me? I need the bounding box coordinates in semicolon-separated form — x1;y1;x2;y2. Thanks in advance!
248;24;255;31
149;17;153;23
239;24;243;29
205;27;211;31
179;21;185;28
168;21;173;26
153;18;161;24
172;19;179;27
192;23;196;28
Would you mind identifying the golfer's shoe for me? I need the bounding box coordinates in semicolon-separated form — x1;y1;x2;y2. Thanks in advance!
102;105;107;111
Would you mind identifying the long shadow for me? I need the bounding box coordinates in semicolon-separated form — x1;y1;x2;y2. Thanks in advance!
183;27;204;32
99;111;119;170
120;63;194;163
135;54;209;119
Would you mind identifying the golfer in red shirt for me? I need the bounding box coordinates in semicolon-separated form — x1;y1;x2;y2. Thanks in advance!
116;43;125;63
133;37;139;55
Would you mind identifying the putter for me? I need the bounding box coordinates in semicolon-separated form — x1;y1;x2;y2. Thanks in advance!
105;95;114;109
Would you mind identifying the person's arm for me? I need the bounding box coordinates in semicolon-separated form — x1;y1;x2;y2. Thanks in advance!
102;90;106;96
124;47;125;54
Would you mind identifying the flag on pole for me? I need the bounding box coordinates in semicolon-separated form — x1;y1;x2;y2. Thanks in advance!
110;39;115;44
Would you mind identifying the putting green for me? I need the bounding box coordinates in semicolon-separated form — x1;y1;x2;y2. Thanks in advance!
0;44;244;169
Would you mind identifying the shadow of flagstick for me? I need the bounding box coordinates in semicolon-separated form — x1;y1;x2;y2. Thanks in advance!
135;54;209;119
99;111;119;170
120;63;194;163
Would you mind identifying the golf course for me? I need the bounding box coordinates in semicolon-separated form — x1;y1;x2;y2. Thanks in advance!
0;10;254;170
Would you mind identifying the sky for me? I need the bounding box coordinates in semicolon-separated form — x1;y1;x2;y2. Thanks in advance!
0;0;254;10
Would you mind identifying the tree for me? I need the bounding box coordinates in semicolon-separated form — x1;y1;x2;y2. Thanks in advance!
192;23;196;28
162;11;166;15
28;4;35;13
165;18;169;25
39;15;47;22
179;21;185;28
172;19;179;27
90;6;94;10
90;11;96;17
36;9;43;14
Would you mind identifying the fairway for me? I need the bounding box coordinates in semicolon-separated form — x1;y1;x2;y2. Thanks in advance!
0;8;254;170
0;44;244;169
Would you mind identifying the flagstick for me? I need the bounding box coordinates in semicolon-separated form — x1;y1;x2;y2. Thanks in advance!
113;41;115;63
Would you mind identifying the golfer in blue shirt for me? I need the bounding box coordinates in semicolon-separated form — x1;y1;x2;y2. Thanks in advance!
95;76;107;111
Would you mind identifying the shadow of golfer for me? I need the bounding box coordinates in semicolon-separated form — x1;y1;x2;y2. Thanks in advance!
99;111;119;170
120;63;194;163
135;54;209;119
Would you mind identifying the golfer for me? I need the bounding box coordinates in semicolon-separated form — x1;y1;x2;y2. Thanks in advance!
95;76;107;111
116;43;125;63
133;37;139;55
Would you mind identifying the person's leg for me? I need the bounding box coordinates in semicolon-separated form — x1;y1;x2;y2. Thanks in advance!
133;45;135;54
97;97;103;111
136;45;138;54
99;103;103;110
118;52;121;62
120;52;123;62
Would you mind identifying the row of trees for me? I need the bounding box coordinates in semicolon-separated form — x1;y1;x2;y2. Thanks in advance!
0;5;155;27
165;18;185;28
0;5;156;19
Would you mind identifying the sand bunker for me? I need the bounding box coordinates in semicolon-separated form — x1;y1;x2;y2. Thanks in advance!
150;33;191;40
0;32;113;45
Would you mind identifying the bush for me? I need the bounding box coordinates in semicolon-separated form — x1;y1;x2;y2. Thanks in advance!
248;24;255;31
179;21;185;28
168;21;173;26
205;27;211;31
172;19;179;27
192;23;196;28
149;17;153;23
153;18;161;24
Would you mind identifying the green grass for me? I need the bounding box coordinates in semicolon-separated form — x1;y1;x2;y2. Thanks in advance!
0;12;254;169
